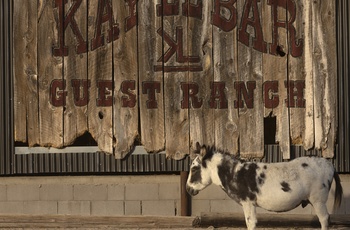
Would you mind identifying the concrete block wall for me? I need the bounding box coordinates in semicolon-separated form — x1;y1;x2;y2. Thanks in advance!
0;174;348;216
0;175;180;216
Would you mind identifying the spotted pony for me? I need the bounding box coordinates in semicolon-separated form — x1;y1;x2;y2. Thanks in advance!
186;143;343;230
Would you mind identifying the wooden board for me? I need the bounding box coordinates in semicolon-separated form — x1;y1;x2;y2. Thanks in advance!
0;214;348;229
112;0;139;158
11;0;338;160
197;212;350;228
87;0;114;154
236;0;264;159
302;0;315;150
13;0;39;146
38;1;64;147
0;215;196;229
212;1;239;155
163;2;190;159
312;0;337;157
271;1;290;159
261;0;290;159
288;0;312;149
138;1;165;153
63;0;88;146
187;1;215;153
188;1;215;153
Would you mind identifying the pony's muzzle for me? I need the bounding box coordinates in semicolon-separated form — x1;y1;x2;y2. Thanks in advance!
186;184;199;196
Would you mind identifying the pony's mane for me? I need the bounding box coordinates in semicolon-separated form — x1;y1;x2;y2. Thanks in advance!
195;144;239;167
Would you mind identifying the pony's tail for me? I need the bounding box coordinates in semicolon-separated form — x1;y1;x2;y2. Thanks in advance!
333;171;343;211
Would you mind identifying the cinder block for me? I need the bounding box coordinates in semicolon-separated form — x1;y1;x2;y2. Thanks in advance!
192;184;226;200
323;175;349;214
0;185;6;201
7;185;40;201
343;181;350;214
191;200;210;216
40;184;73;201
74;185;108;201
340;174;350;182
175;200;180;216
159;183;179;200
341;181;350;214
125;184;158;201
325;179;349;214
142;200;176;216
58;201;91;215
0;202;24;214
107;184;125;200
125;201;141;215
23;201;57;215
91;201;124;216
210;200;242;213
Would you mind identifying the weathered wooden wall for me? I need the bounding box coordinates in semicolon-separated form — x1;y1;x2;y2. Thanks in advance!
13;0;337;159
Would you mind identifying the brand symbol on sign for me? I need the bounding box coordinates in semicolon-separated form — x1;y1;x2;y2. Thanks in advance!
154;26;203;72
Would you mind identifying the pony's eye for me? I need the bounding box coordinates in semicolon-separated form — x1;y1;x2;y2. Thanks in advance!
191;166;200;173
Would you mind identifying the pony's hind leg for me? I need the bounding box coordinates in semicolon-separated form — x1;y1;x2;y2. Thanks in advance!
241;201;257;230
312;202;330;230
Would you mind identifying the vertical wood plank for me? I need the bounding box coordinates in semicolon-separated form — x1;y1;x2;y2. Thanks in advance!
312;0;337;157
302;1;315;150
263;0;292;159
38;0;63;147
288;0;313;149
113;0;139;158
236;0;264;158
213;2;239;154
189;0;215;151
63;0;88;146
261;2;275;119
13;0;39;146
162;2;190;159
272;1;290;159
87;0;114;154
138;1;165;152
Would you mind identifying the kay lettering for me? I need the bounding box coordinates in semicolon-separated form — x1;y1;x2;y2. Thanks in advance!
53;0;303;57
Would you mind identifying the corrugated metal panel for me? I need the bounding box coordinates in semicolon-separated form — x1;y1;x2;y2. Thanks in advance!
0;0;4;175
0;0;13;175
268;145;349;173
9;144;348;174
261;145;322;163
12;152;190;175
337;0;350;173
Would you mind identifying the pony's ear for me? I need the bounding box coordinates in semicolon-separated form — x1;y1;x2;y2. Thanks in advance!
196;142;201;152
195;142;206;155
191;142;207;160
193;142;206;157
199;145;207;156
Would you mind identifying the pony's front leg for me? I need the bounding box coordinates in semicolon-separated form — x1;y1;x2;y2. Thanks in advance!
241;201;257;230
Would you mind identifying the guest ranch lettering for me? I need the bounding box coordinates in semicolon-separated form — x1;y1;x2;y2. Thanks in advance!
50;79;305;109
